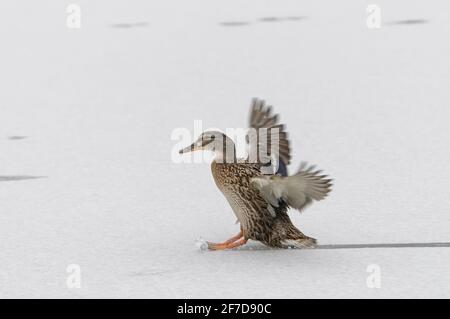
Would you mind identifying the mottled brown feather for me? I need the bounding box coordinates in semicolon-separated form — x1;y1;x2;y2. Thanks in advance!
211;161;315;247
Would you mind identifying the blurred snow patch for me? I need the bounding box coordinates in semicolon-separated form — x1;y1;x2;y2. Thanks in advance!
195;238;209;252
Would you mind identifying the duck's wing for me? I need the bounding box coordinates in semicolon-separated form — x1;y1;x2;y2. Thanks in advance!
251;162;332;212
246;98;291;175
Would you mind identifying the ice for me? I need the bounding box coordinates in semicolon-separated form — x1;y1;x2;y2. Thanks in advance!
0;0;449;298
195;238;209;252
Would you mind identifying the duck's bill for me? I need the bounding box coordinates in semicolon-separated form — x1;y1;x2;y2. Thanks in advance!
179;142;199;154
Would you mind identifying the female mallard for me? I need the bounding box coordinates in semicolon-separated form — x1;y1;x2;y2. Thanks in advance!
179;98;332;250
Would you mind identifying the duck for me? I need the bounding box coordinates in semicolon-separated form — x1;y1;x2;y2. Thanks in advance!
179;98;332;250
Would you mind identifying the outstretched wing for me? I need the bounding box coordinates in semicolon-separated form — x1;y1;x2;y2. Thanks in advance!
246;98;291;175
250;162;332;212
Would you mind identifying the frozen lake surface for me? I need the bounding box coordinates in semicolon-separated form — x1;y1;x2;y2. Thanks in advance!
0;0;449;298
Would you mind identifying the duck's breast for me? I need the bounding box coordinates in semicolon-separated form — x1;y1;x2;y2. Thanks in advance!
210;161;269;229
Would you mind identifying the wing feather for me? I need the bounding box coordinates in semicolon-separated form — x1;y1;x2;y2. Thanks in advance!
251;162;332;213
246;98;291;175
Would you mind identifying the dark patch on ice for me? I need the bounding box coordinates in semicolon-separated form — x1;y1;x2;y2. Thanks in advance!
230;242;450;251
387;19;428;26
110;22;149;29
219;21;251;27
0;176;46;182
259;16;307;23
8;136;27;140
286;16;307;21
259;17;283;22
219;16;306;27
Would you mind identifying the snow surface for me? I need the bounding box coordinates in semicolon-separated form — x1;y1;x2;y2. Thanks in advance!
0;0;449;298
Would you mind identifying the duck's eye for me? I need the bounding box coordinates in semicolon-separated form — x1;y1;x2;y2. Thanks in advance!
210;135;216;141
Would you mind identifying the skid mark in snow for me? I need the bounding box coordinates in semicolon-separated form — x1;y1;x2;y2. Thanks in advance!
219;242;450;251
0;176;45;182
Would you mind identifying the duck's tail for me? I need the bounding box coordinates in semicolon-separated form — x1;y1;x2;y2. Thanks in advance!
279;225;317;248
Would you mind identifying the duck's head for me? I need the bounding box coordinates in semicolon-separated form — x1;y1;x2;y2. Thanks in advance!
179;130;236;163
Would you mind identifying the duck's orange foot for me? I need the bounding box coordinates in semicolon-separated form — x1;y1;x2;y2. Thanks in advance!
207;231;247;250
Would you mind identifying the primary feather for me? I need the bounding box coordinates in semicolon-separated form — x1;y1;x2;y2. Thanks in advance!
246;98;291;175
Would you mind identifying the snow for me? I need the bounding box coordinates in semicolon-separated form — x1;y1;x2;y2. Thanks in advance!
0;0;449;298
195;238;209;252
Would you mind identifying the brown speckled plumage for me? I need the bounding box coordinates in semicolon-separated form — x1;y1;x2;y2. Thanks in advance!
211;160;316;248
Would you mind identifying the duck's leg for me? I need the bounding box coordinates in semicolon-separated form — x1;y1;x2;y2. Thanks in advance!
207;231;245;250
